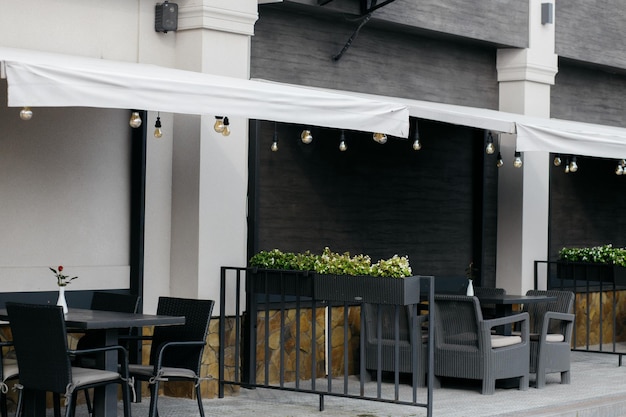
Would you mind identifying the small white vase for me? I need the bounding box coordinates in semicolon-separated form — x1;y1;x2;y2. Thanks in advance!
57;286;68;314
466;279;474;296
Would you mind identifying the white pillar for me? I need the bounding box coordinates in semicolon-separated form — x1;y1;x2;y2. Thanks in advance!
495;0;558;294
168;1;257;310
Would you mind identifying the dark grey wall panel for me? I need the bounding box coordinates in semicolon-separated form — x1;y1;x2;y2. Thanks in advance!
252;6;500;108
251;120;498;283
556;1;626;71
282;0;528;48
551;61;626;127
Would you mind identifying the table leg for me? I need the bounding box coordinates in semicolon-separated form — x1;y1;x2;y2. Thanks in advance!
494;305;513;335
93;328;119;417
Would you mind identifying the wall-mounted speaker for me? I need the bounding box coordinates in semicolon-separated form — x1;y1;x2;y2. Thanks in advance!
155;1;178;33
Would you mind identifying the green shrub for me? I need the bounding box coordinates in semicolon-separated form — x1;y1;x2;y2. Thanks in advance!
559;244;626;267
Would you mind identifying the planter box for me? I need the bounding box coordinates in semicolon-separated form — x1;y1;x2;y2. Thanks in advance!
314;274;422;305
249;268;315;297
557;262;626;284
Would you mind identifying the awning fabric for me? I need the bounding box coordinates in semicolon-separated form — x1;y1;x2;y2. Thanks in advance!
0;47;409;138
272;81;626;161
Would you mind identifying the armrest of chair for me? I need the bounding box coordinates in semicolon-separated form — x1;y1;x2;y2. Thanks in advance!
153;340;206;370
542;311;575;342
481;312;530;346
69;345;131;377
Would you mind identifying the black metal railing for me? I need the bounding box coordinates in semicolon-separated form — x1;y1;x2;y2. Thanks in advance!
535;260;626;364
218;267;434;416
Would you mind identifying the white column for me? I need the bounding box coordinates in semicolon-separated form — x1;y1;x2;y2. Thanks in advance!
495;0;558;294
168;0;257;310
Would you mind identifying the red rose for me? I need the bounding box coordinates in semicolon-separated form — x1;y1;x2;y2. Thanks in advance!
58;266;63;272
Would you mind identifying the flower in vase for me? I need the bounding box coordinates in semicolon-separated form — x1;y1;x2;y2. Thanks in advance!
50;265;78;287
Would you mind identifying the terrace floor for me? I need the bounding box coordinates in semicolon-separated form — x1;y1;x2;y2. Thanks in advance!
75;351;626;417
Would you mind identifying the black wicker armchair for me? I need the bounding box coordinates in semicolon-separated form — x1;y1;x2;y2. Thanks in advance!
128;296;214;417
433;295;530;394
6;302;132;417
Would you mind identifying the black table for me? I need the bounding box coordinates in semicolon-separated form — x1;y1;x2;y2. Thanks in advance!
473;294;557;335
0;307;185;417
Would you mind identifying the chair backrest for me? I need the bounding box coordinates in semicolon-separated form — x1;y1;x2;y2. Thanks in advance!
433;295;482;348
524;290;574;334
474;287;506;297
151;297;215;372
362;304;412;343
6;302;72;393
91;292;140;314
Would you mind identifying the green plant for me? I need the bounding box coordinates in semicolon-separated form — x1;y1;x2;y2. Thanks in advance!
249;247;412;278
559;244;626;267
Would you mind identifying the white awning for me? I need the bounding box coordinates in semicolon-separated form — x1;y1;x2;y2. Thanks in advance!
270;81;626;161
0;47;409;138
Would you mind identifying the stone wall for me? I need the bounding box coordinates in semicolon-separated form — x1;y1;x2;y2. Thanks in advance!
574;290;626;347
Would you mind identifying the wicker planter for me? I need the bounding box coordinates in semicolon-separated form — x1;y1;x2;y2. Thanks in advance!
249;268;315;297
314;274;422;305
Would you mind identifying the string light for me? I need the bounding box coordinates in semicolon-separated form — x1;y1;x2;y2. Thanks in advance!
496;152;504;168
154;114;163;138
221;117;231;136
412;120;421;150
19;107;33;121
553;154;562;166
513;151;523;168
214;116;225;133
271;123;278;152
129;111;142;128
301;130;313;144
569;156;578;173
485;132;495;154
339;130;347;151
372;132;387;144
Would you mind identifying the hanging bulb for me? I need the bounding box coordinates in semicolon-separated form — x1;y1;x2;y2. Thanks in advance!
513;151;523;168
372;132;387;144
564;158;570;173
616;164;624;176
271;126;278;152
339;130;347;151
221;117;231;136
19;107;33;121
553;154;562;166
569;156;578;173
412;121;421;150
485;132;495;154
153;116;163;138
301;129;313;144
129;111;142;128
496;152;504;168
214;116;225;133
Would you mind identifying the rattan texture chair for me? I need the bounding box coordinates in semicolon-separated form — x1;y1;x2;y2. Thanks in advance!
523;290;575;388
362;304;428;386
6;302;132;417
128;297;214;417
0;340;18;417
433;295;530;394
76;292;140;416
473;287;506;320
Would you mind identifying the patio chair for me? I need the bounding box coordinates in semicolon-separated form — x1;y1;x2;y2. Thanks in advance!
362;303;428;386
433;294;530;394
75;292;140;415
0;340;18;417
128;296;214;417
523;290;575;388
6;302;132;417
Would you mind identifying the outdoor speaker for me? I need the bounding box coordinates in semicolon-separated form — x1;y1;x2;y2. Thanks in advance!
155;1;178;33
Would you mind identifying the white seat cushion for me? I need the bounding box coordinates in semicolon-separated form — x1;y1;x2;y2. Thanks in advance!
491;334;522;348
530;333;565;342
71;367;121;388
129;364;198;380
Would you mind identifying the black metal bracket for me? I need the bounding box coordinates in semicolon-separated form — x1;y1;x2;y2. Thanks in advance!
360;0;398;15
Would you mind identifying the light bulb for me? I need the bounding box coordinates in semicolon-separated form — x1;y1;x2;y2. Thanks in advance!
214;116;225;133
19;107;33;121
271;141;278;152
616;164;624;176
485;142;495;154
339;140;347;151
553;155;562;166
154;117;163;138
301;130;313;144
271;129;278;152
221;117;231;136
129;112;142;128
496;152;504;168
372;132;387;144
412;139;422;151
513;151;523;168
564;160;570;173
569;157;578;173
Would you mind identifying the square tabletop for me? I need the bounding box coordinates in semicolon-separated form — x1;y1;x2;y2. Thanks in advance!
474;294;558;305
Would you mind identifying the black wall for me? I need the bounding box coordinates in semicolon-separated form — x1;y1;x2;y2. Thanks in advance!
249;120;498;284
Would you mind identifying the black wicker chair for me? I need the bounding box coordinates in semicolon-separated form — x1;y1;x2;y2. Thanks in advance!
433;295;530;394
76;292;140;416
128;297;214;417
362;303;428;386
6;302;132;417
474;287;506;320
523;290;575;388
0;340;18;417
